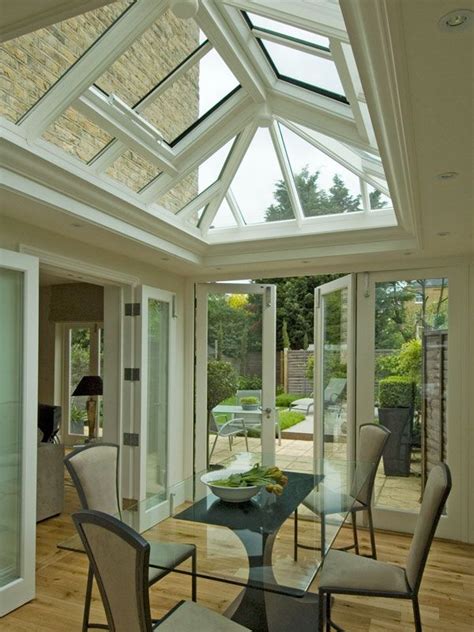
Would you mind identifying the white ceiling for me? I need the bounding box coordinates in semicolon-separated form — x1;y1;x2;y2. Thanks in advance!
1;0;473;277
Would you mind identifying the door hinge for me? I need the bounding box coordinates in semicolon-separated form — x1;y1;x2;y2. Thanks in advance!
125;302;141;316
172;294;177;318
123;432;139;447
124;368;140;381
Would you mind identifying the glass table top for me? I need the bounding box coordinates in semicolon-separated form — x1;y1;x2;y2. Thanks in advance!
59;454;374;597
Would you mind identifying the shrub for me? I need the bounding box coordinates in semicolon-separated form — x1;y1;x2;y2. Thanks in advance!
238;374;262;390
240;396;259;405
398;339;422;382
378;375;415;408
275;393;302;408
207;361;239;412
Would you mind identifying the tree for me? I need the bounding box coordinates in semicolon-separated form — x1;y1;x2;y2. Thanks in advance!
369;188;388;210
265;168;363;221
254;275;342;350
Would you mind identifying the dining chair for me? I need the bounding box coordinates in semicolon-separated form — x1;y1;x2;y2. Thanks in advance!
318;463;452;632
65;443;196;632
294;423;390;560
72;509;250;632
209;413;249;460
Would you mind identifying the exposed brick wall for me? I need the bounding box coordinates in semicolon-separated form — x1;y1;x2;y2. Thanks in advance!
0;2;199;201
423;331;448;487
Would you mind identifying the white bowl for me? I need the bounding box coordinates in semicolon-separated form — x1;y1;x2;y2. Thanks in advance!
201;468;262;503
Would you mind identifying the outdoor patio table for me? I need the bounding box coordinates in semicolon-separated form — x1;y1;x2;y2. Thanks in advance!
59;454;373;632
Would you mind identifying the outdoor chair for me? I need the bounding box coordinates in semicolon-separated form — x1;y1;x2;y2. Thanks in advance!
65;443;196;632
318;463;452;632
290;378;347;417
72;509;250;632
209;413;249;460
294;423;390;560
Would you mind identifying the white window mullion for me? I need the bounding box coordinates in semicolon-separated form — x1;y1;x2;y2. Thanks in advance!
176;181;222;220
269;120;304;227
19;0;168;141
360;178;370;212
226;189;246;226
199;124;256;234
254;30;332;60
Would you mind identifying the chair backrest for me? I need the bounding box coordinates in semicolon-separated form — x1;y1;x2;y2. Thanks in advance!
352;423;391;505
64;443;120;516
323;378;346;404
73;510;152;632
405;463;451;592
209;413;220;433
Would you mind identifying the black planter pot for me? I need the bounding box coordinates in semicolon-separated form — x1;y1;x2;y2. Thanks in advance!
378;407;413;476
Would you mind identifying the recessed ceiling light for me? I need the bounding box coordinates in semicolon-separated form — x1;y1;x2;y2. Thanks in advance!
437;231;450;237
438;9;473;32
437;171;459;180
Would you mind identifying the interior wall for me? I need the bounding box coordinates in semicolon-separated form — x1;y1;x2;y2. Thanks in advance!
38;286;55;404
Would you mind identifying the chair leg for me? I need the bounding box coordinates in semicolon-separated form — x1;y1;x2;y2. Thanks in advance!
228;435;233;451
293;508;298;561
191;550;197;602
325;592;331;632
367;506;377;559
351;511;360;555
277;422;282;446
209;434;218;460
244;431;249;452
82;564;94;632
321;514;326;556
318;589;325;632
412;595;422;632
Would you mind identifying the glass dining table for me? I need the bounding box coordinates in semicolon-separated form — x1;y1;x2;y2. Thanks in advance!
59;453;374;632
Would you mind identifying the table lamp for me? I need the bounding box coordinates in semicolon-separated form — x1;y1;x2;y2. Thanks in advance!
72;375;103;440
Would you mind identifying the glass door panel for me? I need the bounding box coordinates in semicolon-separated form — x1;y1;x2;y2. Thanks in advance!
0;250;38;616
314;276;355;462
196;283;276;471
146;298;169;500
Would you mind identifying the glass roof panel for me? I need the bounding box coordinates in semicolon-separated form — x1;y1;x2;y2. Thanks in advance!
246;11;329;48
94;10;199;106
367;184;392;210
211;199;237;229
42;107;113;162
105;150;161;192
0;1;133;123
229;127;293;225
158;138;234;212
140;47;239;144
261;40;345;97
279;123;363;216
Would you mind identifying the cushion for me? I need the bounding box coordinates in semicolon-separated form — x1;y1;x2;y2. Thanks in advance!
157;601;250;631
320;549;409;595
303;487;365;515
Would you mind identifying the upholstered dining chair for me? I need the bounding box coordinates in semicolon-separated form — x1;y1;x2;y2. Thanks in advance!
72;509;250;632
318;463;452;632
65;443;196;632
294;423;390;560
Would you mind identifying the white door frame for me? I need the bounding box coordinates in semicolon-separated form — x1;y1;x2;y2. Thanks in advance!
356;265;469;541
0;249;38;616
314;274;356;462
195;282;276;472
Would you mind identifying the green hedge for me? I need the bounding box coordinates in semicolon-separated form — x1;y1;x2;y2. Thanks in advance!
275;393;303;408
378;375;415;408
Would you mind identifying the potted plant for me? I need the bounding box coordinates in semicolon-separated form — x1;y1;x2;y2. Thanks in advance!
240;396;260;411
378;376;415;477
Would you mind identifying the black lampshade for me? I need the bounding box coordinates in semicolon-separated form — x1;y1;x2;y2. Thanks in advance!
72;375;103;397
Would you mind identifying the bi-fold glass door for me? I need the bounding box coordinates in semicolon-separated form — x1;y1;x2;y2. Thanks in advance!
0;249;38;616
195;282;277;470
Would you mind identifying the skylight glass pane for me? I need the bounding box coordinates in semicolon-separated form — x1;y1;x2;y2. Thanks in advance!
0;1;132;123
261;40;344;97
367;184;392;210
280;124;363;216
211;199;237;229
105;150;161;192
141;48;239;143
246;12;329;48
158;138;234;212
159;173;198;214
42;107;113;162
229;127;293;225
95;10;199;106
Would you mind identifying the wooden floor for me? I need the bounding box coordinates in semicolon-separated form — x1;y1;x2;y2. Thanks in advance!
2;479;473;631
